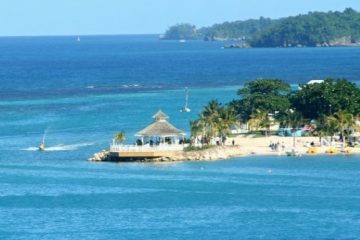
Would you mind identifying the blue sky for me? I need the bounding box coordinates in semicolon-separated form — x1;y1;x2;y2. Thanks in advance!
0;0;359;36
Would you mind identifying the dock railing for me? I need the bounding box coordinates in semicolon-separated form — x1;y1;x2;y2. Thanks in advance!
110;144;185;152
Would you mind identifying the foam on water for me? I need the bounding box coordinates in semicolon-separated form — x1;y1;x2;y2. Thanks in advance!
22;142;94;151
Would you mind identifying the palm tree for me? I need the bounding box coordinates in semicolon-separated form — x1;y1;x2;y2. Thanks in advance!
190;101;239;145
333;111;354;146
248;109;272;136
201;100;222;140
202;100;222;118
217;106;238;138
114;131;126;144
248;114;261;132
314;114;340;146
190;119;202;137
190;119;206;144
324;115;339;142
354;115;360;132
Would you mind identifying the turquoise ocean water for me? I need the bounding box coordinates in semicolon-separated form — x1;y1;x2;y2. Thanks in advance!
1;35;360;239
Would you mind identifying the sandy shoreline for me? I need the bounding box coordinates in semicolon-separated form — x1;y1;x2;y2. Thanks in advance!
226;135;360;156
160;135;360;161
90;136;360;162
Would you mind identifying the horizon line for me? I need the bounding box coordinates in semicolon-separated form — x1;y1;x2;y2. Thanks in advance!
0;7;358;38
0;33;162;38
2;7;359;38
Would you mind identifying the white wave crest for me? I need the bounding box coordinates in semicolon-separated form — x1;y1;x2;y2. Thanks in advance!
22;142;94;151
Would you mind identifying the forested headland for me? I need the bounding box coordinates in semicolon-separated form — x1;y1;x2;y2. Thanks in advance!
162;8;360;47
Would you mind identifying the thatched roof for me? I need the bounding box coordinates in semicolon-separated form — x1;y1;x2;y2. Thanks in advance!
136;121;185;137
136;111;185;137
152;110;169;121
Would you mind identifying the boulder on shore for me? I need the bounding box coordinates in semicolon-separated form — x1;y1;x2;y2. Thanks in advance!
88;150;110;161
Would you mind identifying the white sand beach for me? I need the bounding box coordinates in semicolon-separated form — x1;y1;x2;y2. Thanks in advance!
226;135;360;156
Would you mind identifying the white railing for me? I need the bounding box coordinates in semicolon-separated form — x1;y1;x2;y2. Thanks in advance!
110;144;185;152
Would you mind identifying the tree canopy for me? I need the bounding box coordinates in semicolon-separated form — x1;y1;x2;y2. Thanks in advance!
190;100;237;141
250;8;360;47
291;78;360;119
162;8;360;47
162;23;198;40
232;79;291;121
198;17;277;41
190;77;360;141
162;18;277;41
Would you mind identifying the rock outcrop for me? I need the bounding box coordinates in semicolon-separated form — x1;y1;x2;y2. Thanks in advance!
89;146;243;162
88;150;110;161
171;146;242;161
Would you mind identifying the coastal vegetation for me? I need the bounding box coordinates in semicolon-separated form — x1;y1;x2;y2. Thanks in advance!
162;8;360;47
199;17;276;41
184;144;215;152
190;78;360;146
162;18;277;41
230;79;291;121
250;8;360;47
114;132;126;144
190;100;237;144
291;79;360;119
247;109;274;137
161;23;198;40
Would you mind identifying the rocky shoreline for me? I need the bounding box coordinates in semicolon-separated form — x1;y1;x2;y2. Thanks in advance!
89;146;244;162
163;146;243;162
89;150;111;162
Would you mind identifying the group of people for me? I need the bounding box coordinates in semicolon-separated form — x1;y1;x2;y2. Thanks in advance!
136;138;184;146
269;141;285;152
192;135;227;146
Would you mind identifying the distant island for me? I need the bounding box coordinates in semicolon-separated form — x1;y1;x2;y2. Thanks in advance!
161;8;360;48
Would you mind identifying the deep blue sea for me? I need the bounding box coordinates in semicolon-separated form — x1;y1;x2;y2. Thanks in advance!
1;35;360;239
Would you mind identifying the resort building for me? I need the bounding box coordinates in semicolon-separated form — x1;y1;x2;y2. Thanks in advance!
109;110;186;160
307;79;324;85
136;110;186;145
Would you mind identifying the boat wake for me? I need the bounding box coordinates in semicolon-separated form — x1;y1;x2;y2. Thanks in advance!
22;142;95;151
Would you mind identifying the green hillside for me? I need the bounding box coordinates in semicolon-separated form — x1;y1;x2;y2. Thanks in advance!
162;8;360;47
250;8;360;47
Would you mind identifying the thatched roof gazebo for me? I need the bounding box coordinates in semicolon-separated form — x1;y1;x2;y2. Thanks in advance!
109;110;186;160
136;110;186;144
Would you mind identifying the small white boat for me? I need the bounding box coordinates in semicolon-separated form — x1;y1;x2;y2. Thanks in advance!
180;87;191;112
77;36;81;42
38;143;45;151
181;107;191;112
38;130;47;151
179;39;186;43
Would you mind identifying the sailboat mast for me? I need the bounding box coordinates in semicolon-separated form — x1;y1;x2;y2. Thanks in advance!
180;87;191;112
